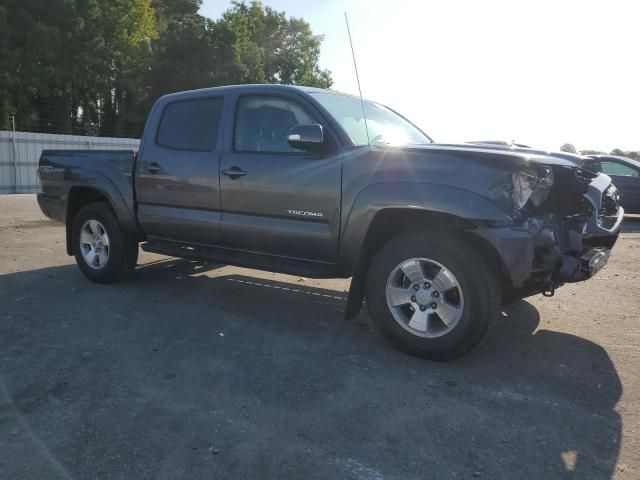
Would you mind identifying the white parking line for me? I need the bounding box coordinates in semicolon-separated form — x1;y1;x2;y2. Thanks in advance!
226;278;347;301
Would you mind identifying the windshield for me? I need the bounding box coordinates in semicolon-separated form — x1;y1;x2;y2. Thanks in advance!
311;92;432;146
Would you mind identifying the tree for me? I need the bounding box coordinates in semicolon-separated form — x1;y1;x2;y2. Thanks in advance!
560;143;577;153
0;3;14;128
210;1;333;88
142;1;333;122
578;148;640;160
152;0;201;22
145;0;215;107
0;0;156;136
94;0;158;136
1;0;333;136
609;149;640;161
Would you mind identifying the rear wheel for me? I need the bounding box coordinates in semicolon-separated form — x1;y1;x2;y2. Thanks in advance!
366;232;500;360
72;202;138;283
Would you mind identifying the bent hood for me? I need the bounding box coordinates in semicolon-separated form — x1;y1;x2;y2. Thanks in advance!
393;142;585;168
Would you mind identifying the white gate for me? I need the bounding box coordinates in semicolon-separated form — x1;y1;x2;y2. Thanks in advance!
0;131;140;194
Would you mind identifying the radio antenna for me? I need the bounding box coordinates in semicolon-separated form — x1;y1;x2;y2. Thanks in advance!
344;12;370;147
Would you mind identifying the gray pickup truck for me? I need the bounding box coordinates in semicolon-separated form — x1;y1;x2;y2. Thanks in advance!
37;84;624;359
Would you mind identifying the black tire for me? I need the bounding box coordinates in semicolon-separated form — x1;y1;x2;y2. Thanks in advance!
72;202;138;283
366;232;501;360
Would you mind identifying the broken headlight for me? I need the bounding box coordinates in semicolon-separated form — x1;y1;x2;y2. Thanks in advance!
512;167;554;210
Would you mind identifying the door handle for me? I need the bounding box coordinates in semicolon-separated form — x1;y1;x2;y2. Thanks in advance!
223;166;247;179
146;162;162;174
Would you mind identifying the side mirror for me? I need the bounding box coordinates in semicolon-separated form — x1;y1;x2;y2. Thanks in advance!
287;124;325;152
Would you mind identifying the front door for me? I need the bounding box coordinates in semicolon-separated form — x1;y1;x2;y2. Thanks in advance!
136;96;225;245
219;93;342;264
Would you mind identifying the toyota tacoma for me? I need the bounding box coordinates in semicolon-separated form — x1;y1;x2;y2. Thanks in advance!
37;84;624;359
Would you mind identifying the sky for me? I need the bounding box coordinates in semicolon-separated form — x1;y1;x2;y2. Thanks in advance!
201;0;639;152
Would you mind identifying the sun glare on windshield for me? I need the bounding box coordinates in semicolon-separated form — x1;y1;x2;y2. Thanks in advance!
311;92;432;147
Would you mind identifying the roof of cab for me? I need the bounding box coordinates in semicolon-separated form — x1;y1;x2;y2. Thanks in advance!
158;83;359;102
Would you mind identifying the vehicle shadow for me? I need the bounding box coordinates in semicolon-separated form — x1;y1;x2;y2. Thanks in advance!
0;259;622;479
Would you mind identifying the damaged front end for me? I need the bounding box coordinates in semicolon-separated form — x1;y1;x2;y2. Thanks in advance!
481;160;624;300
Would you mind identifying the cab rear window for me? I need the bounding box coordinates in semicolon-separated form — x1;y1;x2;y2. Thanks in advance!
157;98;223;151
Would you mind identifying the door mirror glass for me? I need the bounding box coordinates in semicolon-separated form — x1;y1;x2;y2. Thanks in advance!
287;124;325;152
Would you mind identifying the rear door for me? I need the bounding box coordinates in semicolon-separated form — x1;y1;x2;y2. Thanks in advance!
136;95;225;245
218;91;342;263
599;160;640;212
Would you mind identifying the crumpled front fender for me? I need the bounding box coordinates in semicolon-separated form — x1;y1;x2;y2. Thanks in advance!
339;182;513;275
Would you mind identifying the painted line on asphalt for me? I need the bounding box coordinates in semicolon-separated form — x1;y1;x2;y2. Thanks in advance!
226;278;347;301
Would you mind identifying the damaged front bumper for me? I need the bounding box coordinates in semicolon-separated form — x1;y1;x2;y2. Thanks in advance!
553;173;623;283
477;172;624;297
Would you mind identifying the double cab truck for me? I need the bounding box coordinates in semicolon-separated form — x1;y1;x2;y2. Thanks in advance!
37;84;624;359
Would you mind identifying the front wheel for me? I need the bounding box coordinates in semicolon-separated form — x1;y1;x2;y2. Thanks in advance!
72;202;138;283
366;233;501;360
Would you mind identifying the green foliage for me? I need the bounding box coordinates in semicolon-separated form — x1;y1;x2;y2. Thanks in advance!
560;143;577;153
210;1;332;88
145;8;214;111
1;0;332;136
1;0;157;136
610;149;640;161
577;147;639;160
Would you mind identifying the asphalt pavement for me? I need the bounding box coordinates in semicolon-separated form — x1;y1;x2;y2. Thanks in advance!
1;195;638;479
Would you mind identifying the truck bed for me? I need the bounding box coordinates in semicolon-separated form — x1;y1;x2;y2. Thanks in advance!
38;149;137;225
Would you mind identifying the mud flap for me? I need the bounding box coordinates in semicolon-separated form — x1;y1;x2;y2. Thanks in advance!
344;272;366;320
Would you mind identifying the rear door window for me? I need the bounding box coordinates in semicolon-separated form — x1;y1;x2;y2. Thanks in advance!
600;161;640;177
157;98;224;151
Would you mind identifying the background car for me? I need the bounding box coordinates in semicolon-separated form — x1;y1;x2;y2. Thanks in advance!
583;155;640;213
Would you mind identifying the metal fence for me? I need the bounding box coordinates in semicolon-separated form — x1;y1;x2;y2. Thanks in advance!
0;131;140;194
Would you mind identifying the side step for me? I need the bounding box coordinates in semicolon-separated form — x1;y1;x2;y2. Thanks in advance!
141;240;339;279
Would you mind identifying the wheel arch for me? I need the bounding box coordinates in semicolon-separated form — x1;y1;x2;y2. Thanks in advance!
64;180;140;255
343;206;512;319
